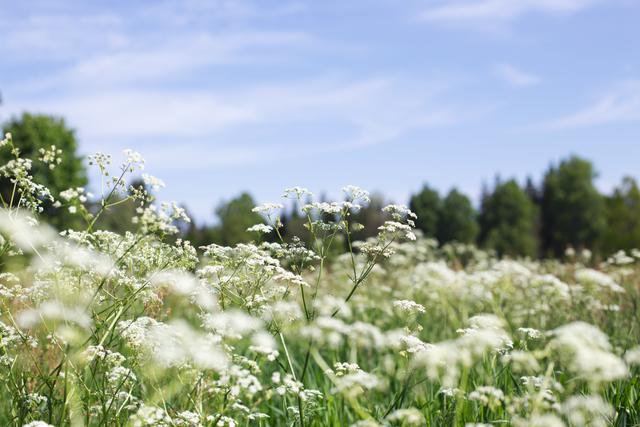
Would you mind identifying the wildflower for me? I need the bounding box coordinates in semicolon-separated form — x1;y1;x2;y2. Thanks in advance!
624;346;640;365
247;224;273;234
575;268;625;293
378;221;416;241
439;388;463;398
415;315;512;386
392;299;426;314
331;369;382;397
502;350;540;373
386;408;425;425
383;204;417;221
107;366;137;389
174;411;203;426
18;300;92;330
549;322;628;385
130;404;172;426
38;145;63;169
468;386;505;409
513;414;565;427
252;203;283;214
561;395;614;427
518;327;542;340
123;149;145;171
87;152;112;175
282;186;312;199
331;362;361;377
133;320;228;370
249;331;279;361
142;173;166;190
0;210;57;251
151;269;217;310
342;185;370;203
350;421;381;427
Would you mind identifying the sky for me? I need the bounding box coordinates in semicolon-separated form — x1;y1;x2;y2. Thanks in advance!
1;0;640;221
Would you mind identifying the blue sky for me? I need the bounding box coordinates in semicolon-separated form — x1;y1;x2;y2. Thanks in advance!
1;0;640;221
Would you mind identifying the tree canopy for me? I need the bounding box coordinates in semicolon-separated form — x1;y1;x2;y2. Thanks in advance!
437;189;479;244
409;184;441;238
541;156;606;256
602;176;640;255
1;113;87;229
479;179;538;257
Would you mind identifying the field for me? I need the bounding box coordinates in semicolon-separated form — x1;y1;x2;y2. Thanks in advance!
1;136;639;426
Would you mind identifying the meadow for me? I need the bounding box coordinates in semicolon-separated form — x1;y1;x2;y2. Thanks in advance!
0;133;639;426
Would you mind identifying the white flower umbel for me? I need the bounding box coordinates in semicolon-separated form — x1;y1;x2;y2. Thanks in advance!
549;322;628;385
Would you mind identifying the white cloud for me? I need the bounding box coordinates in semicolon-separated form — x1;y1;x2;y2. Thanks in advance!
493;63;540;87
0;0;475;170
0;0;309;65
544;80;640;129
33;31;311;91
5;76;459;145
418;0;599;25
0;12;126;60
7;91;257;139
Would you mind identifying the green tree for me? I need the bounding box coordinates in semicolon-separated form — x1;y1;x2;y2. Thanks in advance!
479;179;539;257
437;188;478;244
1;113;87;229
602;177;640;254
209;192;266;246
409;184;441;238
541;156;606;256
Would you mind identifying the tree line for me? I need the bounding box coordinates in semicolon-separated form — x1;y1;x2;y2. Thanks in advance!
2;113;639;259
409;158;640;259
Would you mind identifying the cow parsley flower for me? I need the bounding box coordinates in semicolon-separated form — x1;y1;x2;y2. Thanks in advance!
142;173;166;190
468;386;505;409
247;224;273;234
282;186;312;199
575;268;625;293
386;408;425;425
513;414;565;427
624;346;640;365
23;422;55;427
342;185;370;204
561;395;613;427
38;145;63;169
518;327;542;340
549;322;628;385
393;299;426;314
331;369;381;397
252;203;283;214
130;404;172;426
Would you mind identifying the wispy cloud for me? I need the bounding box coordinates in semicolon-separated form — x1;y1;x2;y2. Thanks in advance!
0;12;126;60
26;31;311;92
543;80;640;129
493;63;540;87
0;0;474;170
418;0;599;26
5;75;463;153
0;0;309;64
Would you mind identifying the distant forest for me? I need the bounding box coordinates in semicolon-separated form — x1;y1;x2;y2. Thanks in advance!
3;113;639;260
